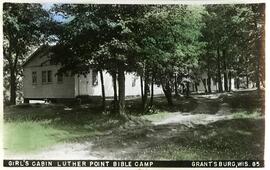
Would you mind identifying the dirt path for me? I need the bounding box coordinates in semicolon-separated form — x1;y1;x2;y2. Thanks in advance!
89;112;235;159
87;94;263;160
5;92;264;160
142;112;233;126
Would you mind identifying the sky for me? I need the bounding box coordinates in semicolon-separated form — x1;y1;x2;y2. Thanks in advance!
41;3;54;11
42;3;71;23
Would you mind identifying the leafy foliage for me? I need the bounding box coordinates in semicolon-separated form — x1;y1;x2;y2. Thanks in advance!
3;3;55;104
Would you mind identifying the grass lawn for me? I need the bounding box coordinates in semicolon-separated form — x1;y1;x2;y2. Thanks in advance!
4;121;69;153
4;104;122;154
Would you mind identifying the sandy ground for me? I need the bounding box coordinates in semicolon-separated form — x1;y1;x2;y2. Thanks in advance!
144;112;233;126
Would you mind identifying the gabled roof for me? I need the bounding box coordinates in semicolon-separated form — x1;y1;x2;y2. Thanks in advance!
22;45;54;67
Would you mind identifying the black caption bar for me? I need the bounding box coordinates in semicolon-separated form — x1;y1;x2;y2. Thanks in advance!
3;160;264;168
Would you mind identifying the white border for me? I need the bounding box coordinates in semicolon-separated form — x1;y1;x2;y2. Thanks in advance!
0;0;268;4
0;1;268;170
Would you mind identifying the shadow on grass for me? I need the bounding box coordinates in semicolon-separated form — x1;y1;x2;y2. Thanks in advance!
111;118;264;160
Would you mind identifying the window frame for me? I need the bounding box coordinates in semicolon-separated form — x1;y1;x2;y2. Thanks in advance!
32;71;37;85
42;71;47;84
47;70;52;83
41;70;53;84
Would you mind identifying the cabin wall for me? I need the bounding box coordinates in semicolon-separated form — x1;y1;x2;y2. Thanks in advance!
75;71;164;97
195;73;236;92
23;53;75;99
74;72;94;96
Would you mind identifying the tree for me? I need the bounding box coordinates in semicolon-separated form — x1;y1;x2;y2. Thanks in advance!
201;4;264;93
3;3;52;105
134;5;205;105
52;4;146;117
51;3;264;113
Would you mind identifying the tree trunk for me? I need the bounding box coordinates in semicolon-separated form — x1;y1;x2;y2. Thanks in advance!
162;82;173;106
118;66;127;118
245;61;249;89
142;73;149;110
140;75;144;105
206;53;212;93
150;74;154;106
255;49;260;90
10;69;16;105
202;79;208;93
186;82;190;97
207;77;212;94
99;70;106;110
217;48;223;93
174;74;179;97
118;67;126;118
236;77;240;89
228;71;232;91
246;75;249;89
195;83;198;92
224;72;228;91
222;50;228;92
112;72;118;102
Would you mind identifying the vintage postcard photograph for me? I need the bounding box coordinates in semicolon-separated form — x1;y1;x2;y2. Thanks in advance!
2;0;266;168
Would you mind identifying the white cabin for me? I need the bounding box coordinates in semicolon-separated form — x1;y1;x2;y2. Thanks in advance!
22;45;164;102
22;45;238;103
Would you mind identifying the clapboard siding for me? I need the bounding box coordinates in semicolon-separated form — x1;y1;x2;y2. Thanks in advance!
23;65;75;99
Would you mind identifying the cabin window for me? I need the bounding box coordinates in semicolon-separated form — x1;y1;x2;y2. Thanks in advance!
42;71;47;83
47;70;52;83
92;71;98;86
32;71;37;84
57;73;63;83
42;70;53;83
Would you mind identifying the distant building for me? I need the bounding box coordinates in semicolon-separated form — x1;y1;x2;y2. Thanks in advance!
193;72;235;93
